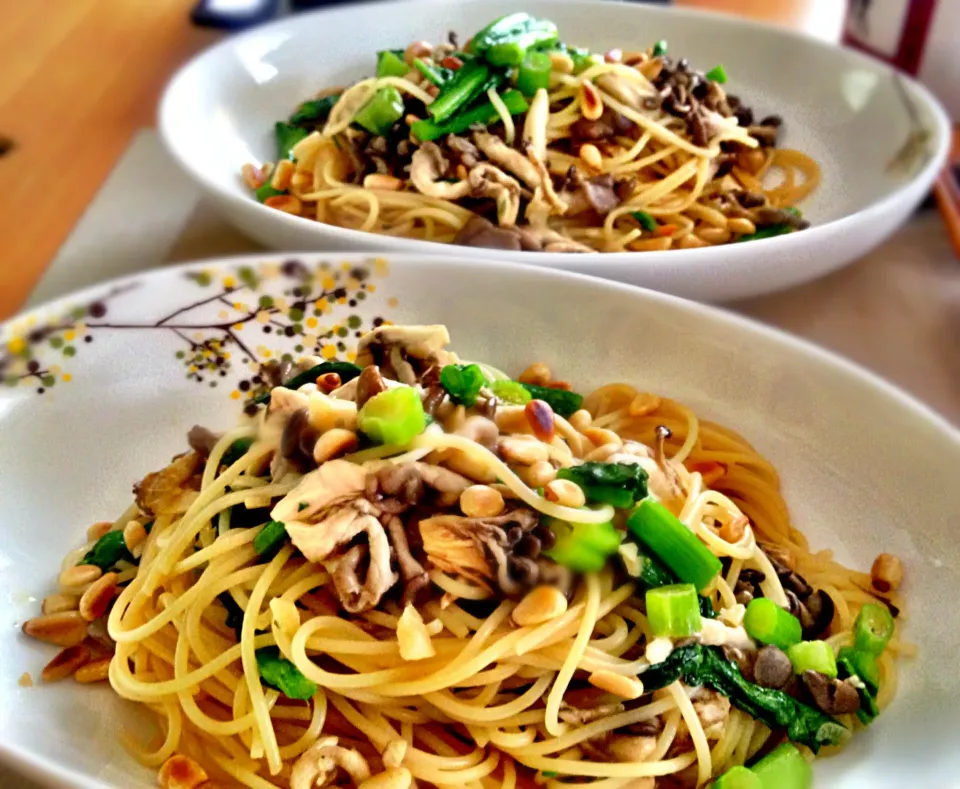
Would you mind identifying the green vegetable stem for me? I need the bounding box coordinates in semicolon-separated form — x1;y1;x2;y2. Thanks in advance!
254;521;289;559
414;58;452;87
516;51;552;96
557;461;648;509
490;379;532;405
749;743;812;789
81;530;133;572
517;382;583;418
353;86;405;136
645;583;702;638
376;49;409;79
357;386;427;445
428;60;492;123
470;13;559;67
787;640;837;677
252;361;362;405
743;597;803;650
412;90;528;141
439;363;488;406
543;516;621;573
713;765;761;789
853;603;894;655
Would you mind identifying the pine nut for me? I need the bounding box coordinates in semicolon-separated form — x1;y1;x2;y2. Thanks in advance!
86;521;113;541
628;393;661;417
42;644;92;682
499;436;550;466
549;51;574;74
381;739;408;770
402;70;422;85
568;409;592;432
460;485;505;518
42;593;79;615
579;143;603;171
525;399;556;443
22;611;87;647
621;51;648;66
441;56;463;70
580;81;603;121
18;672;33;687
265;194;303;214
158;754;209;789
513;585;568;626
404;114;420;126
737;148;766;174
638;56;664;81
456;163;469;180
123;520;148;555
678;233;707;249
545;380;573;391
588;670;644;699
518;362;551;386
359;767;413;789
404;41;433;67
544;479;586;508
313;428;359;464
583;427;622;448
271;159;295;191
718;514;747;543
74;656;111;683
728;217;756;235
426;84;440;98
58;564;102;590
363;174;404;191
524;460;558;488
79;572;119;622
241;162;263;190
317;372;341;392
696;227;732;245
871;553;903;593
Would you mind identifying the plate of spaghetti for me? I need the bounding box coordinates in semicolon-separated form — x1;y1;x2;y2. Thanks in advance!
158;0;949;301
2;253;959;789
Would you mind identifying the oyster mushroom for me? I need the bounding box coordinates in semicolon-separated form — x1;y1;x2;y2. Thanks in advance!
410;142;470;200
473;131;541;188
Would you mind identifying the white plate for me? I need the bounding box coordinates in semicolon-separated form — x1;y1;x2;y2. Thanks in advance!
158;0;950;302
1;253;958;788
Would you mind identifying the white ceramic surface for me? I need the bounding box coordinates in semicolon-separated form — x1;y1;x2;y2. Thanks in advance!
2;253;959;789
158;0;950;302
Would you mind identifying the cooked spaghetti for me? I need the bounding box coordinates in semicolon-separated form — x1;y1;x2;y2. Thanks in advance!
23;325;906;789
241;14;819;253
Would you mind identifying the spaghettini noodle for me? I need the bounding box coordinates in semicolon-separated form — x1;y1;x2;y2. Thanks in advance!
24;325;905;789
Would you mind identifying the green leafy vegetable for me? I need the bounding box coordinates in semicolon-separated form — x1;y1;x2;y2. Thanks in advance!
543;516;621;573
787;640;837;677
557;461;648;509
705;64;728;84
516;51;552;96
641;644;847;752
736;224;794;242
222;437;254;467
652;40;668;57
490;380;532;405
357;386;426;445
439;363;488;406
411;90;528;141
288;94;340;127
853;603;894;655
566;46;603;73
255;646;318;700
631;210;658;232
646;583;702;638
275;121;309;160
518;382;583;418
428;60;492;123
252;361;362;405
699;594;719;619
470;13;559;67
81;530;133;571
837;647;881;724
414;58;452;86
354;86;405;136
255;183;285;202
377;49;409;79
627;500;722;592
743;597;802;650
254;520;289;558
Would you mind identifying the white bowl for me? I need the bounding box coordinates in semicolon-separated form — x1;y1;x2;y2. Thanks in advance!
158;0;950;302
1;252;959;788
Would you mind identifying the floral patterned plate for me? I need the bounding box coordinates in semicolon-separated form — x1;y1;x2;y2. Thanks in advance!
2;253;958;789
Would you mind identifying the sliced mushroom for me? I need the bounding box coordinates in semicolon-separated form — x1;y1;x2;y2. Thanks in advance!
271;459;367;522
522;88;549;161
468;163;522;227
187;425;221;457
356;324;455;384
134;451;202;517
473;131;541;188
385;514;429;604
446;134;480;167
453;215;524;250
753;644;793;689
801;670;861;716
558;701;625;724
410;142;470;200
355;365;388;409
291;736;371;789
596;74;646;111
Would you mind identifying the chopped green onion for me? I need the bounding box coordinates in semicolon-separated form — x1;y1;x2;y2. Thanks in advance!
543;517;621;573
517;382;583;418
743;598;802;650
626;500;722;592
81;530;133;572
705;64;728;84
357;386;426;445
836;646;879;691
787;640;837;677
376;49;409;79
274;121;309;160
288;95;340;126
566;46;604;73
255;183;285;202
439;363;488;406
252;361;362;405
428;60;491;123
853;603;894;655
652;39;668;57
749;743;812;789
556;461;648;510
631;210;657;232
713;765;762;789
353;86;404;136
471;14;559;67
411;90;528;141
255;646;318;700
414;58;451;86
490;380;532;405
646;583;701;638
516;51;552;96
254;520;289;558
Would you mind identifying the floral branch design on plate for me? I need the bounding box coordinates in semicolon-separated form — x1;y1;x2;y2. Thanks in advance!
0;257;397;406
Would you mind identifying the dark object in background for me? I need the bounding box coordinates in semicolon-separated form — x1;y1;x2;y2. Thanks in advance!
0;135;13;158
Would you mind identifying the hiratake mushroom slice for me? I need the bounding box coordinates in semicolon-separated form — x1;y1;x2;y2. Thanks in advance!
410;142;471;200
468;164;522;227
271;459;367;522
473;131;541;189
291;736;372;789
